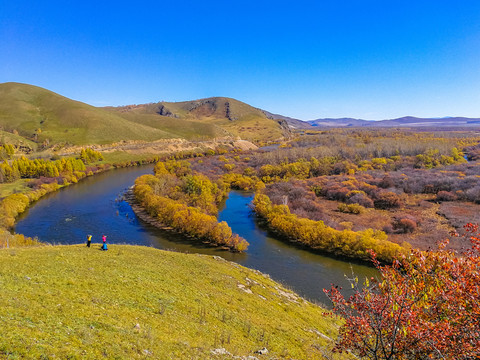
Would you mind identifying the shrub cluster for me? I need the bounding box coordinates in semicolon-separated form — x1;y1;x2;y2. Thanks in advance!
436;190;458;202
326;223;480;360
264;181;332;223
154;160;226;215
338;203;365;214
0;144;15;161
311;175;404;210
221;173;263;191
465;142;480;161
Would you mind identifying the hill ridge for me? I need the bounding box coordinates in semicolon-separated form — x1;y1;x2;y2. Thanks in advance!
0;83;289;148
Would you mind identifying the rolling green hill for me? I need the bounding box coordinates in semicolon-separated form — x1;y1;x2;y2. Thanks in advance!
0;83;175;147
109;97;290;143
0;245;342;359
0;83;289;149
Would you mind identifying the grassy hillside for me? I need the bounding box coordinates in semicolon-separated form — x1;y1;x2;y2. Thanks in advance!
0;83;178;147
0;83;289;148
0;245;343;359
113;112;229;141
110;97;290;143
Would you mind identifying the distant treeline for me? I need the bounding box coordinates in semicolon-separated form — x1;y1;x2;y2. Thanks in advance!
189;145;468;189
251;147;466;183
283;128;478;161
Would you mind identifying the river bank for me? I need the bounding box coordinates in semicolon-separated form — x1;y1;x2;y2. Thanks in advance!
125;188;233;251
0;158;158;247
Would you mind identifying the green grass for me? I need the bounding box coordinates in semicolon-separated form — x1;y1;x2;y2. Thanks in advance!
0;245;344;359
114;112;229;140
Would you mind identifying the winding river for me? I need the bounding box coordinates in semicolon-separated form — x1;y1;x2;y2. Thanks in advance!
15;165;376;303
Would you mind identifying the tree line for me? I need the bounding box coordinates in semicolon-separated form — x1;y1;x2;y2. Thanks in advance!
0;147;105;184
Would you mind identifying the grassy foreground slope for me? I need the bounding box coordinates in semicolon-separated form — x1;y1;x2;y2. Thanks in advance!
0;245;341;359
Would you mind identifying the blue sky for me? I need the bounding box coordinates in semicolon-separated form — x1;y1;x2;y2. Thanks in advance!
1;1;480;120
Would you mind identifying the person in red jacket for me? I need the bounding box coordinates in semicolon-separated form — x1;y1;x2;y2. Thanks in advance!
101;235;108;251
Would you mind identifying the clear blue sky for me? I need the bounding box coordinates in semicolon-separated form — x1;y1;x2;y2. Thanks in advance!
1;1;480;120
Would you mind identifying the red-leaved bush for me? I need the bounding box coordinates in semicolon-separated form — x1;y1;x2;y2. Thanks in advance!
324;223;480;359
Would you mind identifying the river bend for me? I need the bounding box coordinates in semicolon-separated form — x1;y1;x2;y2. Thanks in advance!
16;165;375;303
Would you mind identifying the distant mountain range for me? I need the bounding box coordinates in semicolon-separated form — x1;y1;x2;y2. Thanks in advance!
282;116;480;129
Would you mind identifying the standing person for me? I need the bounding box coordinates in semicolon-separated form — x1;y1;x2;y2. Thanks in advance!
102;235;108;251
86;234;92;248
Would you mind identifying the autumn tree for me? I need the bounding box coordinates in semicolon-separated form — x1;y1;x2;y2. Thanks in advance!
324;223;480;359
79;148;104;164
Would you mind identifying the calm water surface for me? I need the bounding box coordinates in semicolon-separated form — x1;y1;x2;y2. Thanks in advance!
16;165;376;303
